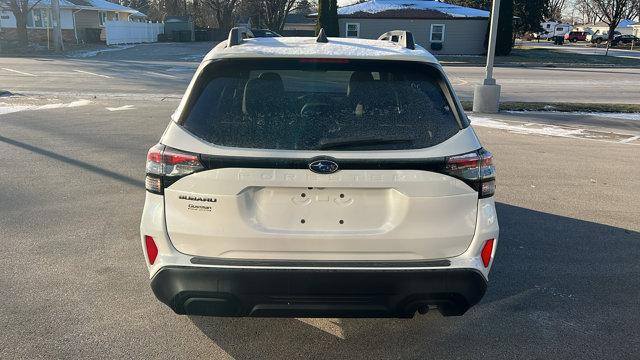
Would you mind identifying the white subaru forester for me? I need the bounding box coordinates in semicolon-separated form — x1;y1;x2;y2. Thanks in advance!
140;28;499;318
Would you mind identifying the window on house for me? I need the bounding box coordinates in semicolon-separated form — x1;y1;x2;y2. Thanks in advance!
27;9;50;28
430;24;445;43
546;24;551;29
99;11;108;26
346;23;360;38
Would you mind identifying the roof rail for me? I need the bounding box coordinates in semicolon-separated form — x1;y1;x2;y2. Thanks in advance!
227;27;254;47
377;30;415;50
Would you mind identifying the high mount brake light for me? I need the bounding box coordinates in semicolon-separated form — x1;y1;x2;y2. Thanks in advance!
299;58;350;63
445;149;495;198
145;144;204;194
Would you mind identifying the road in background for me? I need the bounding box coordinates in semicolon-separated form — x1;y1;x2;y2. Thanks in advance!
445;66;640;103
1;42;639;103
518;40;640;59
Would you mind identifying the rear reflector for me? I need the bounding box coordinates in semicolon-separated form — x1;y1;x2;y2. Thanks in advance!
481;239;495;268
145;235;158;265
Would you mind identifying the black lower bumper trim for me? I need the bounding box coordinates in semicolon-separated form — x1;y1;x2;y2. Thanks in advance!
189;257;451;267
150;266;487;318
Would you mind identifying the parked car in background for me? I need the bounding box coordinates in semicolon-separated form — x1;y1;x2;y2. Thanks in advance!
564;31;588;42
250;29;282;37
610;34;639;46
588;30;621;44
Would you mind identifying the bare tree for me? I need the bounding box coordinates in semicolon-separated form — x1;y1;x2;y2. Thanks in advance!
0;0;43;46
574;0;601;23
202;0;241;31
261;0;297;31
584;0;631;54
624;0;639;19
545;0;567;20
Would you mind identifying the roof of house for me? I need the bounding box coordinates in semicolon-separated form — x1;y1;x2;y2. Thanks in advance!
286;13;316;24
334;0;489;19
208;36;438;64
580;19;637;28
30;0;144;15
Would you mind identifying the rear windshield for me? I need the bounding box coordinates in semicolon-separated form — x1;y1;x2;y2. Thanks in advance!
179;59;465;151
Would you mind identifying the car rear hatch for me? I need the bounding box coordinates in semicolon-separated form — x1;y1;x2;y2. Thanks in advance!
151;58;494;262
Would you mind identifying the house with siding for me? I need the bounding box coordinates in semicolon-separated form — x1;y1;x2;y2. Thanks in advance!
320;0;490;55
574;19;638;37
0;0;146;44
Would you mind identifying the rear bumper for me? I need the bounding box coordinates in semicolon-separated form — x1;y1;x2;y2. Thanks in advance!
150;266;487;318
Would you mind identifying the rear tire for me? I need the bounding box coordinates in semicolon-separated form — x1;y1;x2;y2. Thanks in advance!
596;38;603;44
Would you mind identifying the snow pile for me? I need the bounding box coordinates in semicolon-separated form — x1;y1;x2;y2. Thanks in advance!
337;0;489;18
27;0;141;13
469;116;586;138
0;100;91;116
69;45;136;58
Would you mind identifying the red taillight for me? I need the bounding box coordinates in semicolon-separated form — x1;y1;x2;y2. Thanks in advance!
481;239;494;268
145;235;158;265
145;144;203;194
445;149;495;198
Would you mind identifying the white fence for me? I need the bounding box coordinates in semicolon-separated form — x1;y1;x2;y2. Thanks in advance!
104;21;164;45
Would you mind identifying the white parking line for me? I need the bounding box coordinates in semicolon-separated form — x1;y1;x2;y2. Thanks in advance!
73;69;112;78
146;71;177;79
2;68;37;77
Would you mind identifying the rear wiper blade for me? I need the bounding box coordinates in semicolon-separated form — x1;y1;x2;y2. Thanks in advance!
315;136;414;150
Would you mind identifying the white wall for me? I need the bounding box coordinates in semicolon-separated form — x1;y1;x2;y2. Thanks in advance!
0;9;74;29
104;20;164;45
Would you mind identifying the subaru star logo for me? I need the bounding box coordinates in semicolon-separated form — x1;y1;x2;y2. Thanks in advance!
309;159;339;174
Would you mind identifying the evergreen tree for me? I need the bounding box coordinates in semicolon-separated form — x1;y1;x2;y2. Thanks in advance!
495;0;513;55
513;0;544;35
316;0;338;36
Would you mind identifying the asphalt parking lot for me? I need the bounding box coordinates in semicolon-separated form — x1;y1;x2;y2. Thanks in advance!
1;44;639;359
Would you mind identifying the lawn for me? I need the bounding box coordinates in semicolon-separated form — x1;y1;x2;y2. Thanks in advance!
438;47;640;67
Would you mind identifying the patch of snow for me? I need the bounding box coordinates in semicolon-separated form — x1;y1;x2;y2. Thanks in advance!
469;116;586;138
216;37;437;62
180;54;206;61
336;0;490;18
28;0;140;13
0;100;91;117
506;110;640;121
69;45;136;58
619;135;640;144
0;105;33;116
106;105;135;111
